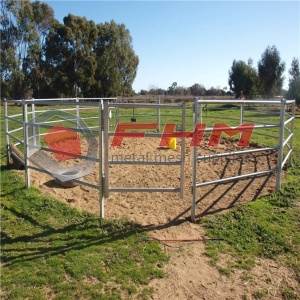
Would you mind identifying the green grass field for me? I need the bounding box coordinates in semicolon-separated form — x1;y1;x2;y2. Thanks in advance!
1;101;299;299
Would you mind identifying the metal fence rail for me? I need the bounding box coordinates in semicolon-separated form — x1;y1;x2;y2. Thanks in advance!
5;98;110;190
4;97;295;222
191;98;295;222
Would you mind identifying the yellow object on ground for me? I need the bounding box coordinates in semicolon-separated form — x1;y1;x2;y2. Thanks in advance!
169;138;177;150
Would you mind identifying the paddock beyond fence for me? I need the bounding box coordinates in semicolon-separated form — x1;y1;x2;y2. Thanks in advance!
4;97;295;222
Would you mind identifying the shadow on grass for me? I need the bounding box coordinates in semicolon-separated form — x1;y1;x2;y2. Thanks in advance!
1;168;141;267
1;212;140;267
0;164;12;171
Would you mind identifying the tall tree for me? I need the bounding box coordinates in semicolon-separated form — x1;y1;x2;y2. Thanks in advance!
167;82;177;95
93;20;139;97
0;0;14;98
228;59;258;99
1;0;30;99
258;45;285;99
45;14;98;97
190;83;206;96
287;57;300;104
26;0;55;98
289;57;300;81
0;0;55;99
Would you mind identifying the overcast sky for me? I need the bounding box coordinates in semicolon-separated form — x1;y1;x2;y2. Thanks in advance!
44;0;300;92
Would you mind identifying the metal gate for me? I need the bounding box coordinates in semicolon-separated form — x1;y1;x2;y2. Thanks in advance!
99;100;187;217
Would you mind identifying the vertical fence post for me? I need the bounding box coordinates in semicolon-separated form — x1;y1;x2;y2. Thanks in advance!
288;100;295;166
76;97;80;135
98;100;104;218
103;101;110;198
191;97;198;222
240;102;244;141
22;99;30;188
4;99;10;166
116;97;119;126
276;98;286;191
180;102;186;199
240;102;244;124
199;101;203;124
157;96;161;132
31;100;37;147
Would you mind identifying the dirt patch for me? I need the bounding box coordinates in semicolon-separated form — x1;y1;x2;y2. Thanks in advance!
19;137;298;299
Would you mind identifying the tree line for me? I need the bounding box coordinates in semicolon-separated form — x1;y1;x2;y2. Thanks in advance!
140;46;299;103
1;0;139;99
228;46;299;102
140;82;232;97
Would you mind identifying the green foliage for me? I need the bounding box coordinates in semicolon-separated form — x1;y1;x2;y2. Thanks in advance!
45;14;98;97
93;20;139;97
167;82;178;95
287;79;300;104
287;58;300;104
288;57;300;81
258;45;286;99
0;0;55;99
1;1;138;99
228;59;258;99
189;83;206;96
